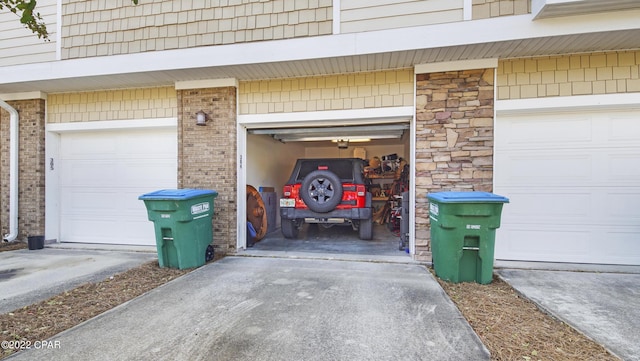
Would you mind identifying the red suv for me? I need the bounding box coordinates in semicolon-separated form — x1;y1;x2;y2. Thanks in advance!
280;158;373;240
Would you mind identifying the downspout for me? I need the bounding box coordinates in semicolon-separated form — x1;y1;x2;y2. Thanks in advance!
0;99;18;242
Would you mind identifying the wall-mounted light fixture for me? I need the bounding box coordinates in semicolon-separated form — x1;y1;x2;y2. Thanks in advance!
195;110;207;126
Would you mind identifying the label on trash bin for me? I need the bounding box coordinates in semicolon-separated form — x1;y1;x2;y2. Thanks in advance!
191;202;210;215
429;203;439;216
466;224;481;230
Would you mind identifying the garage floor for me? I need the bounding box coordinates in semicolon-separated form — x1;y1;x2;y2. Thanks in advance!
243;223;413;263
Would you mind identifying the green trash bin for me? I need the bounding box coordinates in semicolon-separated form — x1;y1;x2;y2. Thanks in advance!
139;189;218;269
427;191;509;284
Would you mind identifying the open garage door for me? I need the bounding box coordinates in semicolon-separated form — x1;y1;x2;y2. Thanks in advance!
240;109;414;257
494;109;640;265
58;127;177;246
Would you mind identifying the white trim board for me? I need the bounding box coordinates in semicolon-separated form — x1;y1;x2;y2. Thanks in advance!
238;107;414;128
415;58;498;73
46;118;177;133
0;91;48;101
175;78;238;90
496;93;640;114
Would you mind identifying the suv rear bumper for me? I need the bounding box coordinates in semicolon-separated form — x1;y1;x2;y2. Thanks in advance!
281;207;372;221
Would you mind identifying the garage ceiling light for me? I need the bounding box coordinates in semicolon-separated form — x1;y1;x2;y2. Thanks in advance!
331;138;370;143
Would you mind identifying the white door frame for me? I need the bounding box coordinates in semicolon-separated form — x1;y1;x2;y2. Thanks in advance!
45;118;178;243
236;106;416;252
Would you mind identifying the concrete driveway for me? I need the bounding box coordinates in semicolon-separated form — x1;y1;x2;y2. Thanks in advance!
4;241;640;360
7;256;490;361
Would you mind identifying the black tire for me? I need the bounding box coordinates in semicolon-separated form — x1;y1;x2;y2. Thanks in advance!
300;170;343;213
358;218;373;240
205;245;214;262
281;218;299;239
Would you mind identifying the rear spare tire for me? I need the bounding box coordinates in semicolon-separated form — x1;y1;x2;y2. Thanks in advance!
300;170;343;213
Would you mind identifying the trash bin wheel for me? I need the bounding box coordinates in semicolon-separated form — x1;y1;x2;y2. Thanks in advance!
205;245;214;262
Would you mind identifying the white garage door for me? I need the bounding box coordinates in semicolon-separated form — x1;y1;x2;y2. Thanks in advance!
494;109;640;265
59;127;177;245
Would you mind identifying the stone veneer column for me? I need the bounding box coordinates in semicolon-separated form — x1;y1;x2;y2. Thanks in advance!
177;87;237;255
414;69;495;261
0;99;46;240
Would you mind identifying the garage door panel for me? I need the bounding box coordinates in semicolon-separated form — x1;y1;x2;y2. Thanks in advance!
62;217;152;245
62;160;119;186
495;109;640;265
59;127;177;246
496;153;592;186
500;190;591;223
496;228;591;262
605;192;640;222
605;113;640;141
602;229;640;264
503;115;594;146
607;153;640;182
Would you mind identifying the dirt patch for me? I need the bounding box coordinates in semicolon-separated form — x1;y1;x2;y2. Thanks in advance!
0;243;621;360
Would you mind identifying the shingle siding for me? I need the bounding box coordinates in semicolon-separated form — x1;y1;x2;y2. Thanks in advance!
61;0;333;59
497;50;640;99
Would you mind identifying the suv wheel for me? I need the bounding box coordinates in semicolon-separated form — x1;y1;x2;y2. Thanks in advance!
281;218;299;239
358;218;373;240
300;170;343;213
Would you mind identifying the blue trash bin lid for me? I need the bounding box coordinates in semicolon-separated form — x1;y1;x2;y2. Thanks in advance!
138;189;218;200
427;191;509;203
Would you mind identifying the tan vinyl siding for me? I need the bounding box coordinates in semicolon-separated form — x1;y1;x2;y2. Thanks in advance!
47;87;178;123
341;0;463;33
497;50;640;100
472;0;530;20
61;0;333;60
0;0;57;66
238;69;414;114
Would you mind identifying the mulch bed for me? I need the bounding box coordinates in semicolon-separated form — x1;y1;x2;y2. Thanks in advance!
434;272;619;361
0;242;27;252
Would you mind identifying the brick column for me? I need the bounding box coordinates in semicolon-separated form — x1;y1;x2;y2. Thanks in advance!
177;87;237;255
414;69;495;261
0;99;46;240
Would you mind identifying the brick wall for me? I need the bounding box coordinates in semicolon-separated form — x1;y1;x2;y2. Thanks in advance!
0;99;46;241
47;87;177;122
414;69;495;261
473;0;530;19
497;50;640;100
178;86;237;255
239;69;414;114
61;0;333;59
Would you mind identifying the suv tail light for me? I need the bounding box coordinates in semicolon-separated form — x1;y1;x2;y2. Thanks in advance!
283;185;292;197
356;185;366;197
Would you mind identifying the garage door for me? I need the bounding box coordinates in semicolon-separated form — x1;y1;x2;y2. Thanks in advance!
59;127;177;245
494;109;640;265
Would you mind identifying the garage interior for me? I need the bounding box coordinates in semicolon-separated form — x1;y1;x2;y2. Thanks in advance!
244;121;412;258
